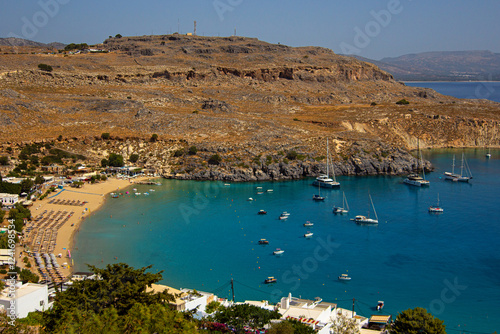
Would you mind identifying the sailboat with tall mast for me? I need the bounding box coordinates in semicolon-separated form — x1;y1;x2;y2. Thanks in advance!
352;194;378;224
429;193;444;213
333;192;349;214
404;139;430;187
313;138;340;189
444;153;472;182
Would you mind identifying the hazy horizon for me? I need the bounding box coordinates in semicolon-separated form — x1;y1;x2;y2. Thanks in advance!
1;0;500;60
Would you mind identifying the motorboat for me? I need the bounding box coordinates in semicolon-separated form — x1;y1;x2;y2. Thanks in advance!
264;277;277;284
273;248;284;255
353;215;379;224
258;210;267;215
303;221;314;227
304;232;313;238
258;239;269;245
377;301;384;310
247;198;254;201
279;212;290;220
338;273;351;281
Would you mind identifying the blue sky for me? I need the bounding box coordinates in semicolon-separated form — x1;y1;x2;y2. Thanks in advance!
1;0;500;59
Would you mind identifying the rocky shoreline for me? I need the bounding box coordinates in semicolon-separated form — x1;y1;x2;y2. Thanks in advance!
164;146;431;182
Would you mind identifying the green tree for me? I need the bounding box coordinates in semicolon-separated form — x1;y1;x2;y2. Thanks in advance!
34;175;45;185
129;154;140;163
286;150;298;160
211;304;280;332
101;158;109;167
18;268;39;283
20;178;34;194
268;319;316;334
208;154;222;165
108;153;124;167
0;156;8;165
188;146;198;155
391;307;446;334
38;63;53;72
115;34;122;38
42;263;176;332
205;300;222;314
396;99;410;105
101;132;111;140
150;133;159;142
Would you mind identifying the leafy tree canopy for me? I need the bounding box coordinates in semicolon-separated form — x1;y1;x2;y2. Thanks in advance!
43;263;176;332
108;153;124;167
391;307;446;334
211;303;280;332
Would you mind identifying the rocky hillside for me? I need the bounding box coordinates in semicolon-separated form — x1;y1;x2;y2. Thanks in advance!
0;35;499;180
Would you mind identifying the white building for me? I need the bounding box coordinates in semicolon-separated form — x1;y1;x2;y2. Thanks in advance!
147;284;216;317
0;283;49;318
0;193;19;207
276;293;336;334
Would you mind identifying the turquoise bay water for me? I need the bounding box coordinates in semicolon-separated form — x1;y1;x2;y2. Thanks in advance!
73;149;500;333
405;81;500;103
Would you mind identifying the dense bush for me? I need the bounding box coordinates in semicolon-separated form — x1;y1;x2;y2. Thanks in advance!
208;154;222;165
38;63;53;72
396;99;410;105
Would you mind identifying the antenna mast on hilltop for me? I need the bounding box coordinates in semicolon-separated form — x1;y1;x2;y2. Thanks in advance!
194;21;197;36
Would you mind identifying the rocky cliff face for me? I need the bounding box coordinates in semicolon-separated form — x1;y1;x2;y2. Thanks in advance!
0;35;499;180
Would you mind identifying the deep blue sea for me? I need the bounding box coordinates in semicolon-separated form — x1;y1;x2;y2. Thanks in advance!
405;81;500;103
73;149;500;333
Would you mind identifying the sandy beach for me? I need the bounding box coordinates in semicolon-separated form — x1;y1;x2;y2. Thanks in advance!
20;176;152;279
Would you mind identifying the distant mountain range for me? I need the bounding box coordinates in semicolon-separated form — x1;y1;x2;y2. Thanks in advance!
0;37;65;50
350;50;500;81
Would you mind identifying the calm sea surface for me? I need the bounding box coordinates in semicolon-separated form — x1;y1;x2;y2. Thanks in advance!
405;81;500;103
73;149;500;333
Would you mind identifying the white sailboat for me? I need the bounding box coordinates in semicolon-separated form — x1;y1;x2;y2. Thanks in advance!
352;194;378;224
313;138;340;188
486;147;491;158
312;179;325;201
444;153;472;182
429;193;444;213
333;192;349;214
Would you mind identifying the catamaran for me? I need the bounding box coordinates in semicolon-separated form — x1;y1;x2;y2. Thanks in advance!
444;153;472;182
404;141;429;187
313;138;340;188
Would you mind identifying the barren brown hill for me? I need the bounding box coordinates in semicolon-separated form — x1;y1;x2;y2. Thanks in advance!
0;34;499;179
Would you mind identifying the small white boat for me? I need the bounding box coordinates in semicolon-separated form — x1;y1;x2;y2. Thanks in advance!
404;142;430;187
333;192;349;214
303;221;314;227
429;193;444;213
273;248;284;255
267;189;273;193
377;301;384;310
338;273;351;281
281;212;290;216
352;195;378;224
256;186;263;190
279;215;289;220
224;183;231;186
247;198;254;201
304;232;313;238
